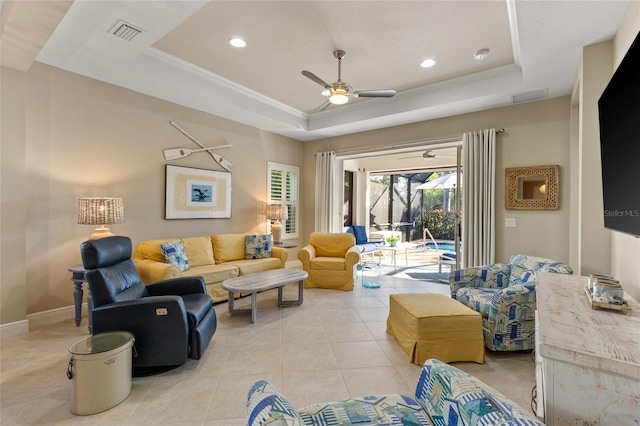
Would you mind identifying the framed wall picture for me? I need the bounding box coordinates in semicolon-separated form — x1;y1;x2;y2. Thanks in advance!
165;165;231;219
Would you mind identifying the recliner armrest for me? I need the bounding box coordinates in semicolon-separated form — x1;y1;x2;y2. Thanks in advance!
92;295;188;320
146;277;206;296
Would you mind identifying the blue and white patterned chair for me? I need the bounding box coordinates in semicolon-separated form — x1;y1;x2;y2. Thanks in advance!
415;359;545;425
247;380;432;425
450;254;573;351
247;359;544;425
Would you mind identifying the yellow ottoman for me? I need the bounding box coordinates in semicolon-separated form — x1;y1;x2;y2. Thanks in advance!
386;293;484;365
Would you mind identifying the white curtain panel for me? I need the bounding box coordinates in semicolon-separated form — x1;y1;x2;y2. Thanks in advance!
462;128;496;267
315;151;336;232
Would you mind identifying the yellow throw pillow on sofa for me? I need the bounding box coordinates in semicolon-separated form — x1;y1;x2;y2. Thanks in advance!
181;236;215;267
211;234;246;263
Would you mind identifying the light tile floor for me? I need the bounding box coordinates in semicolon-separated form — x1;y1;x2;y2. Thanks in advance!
1;263;537;425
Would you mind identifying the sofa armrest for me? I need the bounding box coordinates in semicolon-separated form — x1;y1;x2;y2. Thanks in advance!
450;263;512;298
147;276;206;296
345;245;361;268
136;259;180;284
297;244;316;270
270;246;288;268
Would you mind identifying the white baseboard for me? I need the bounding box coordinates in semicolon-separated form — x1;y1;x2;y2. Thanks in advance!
0;320;29;340
27;303;87;330
2;302;88;340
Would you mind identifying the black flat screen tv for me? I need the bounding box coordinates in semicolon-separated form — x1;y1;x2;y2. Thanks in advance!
598;30;640;237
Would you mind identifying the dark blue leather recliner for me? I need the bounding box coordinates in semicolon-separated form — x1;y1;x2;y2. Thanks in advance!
80;236;217;374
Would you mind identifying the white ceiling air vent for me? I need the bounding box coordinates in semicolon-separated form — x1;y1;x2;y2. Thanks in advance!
511;89;548;104
109;20;144;42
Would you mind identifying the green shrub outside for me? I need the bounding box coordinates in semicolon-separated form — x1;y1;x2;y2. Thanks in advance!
421;210;456;240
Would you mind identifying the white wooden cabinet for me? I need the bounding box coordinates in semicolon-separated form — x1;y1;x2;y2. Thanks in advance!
536;272;640;425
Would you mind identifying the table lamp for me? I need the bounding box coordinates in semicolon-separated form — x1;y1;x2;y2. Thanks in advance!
266;204;288;245
77;197;124;240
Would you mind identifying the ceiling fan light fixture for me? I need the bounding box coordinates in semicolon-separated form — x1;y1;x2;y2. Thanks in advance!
329;87;350;105
474;48;490;61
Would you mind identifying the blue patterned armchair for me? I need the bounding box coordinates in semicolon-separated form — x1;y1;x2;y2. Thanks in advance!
247;359;544;425
450;254;573;351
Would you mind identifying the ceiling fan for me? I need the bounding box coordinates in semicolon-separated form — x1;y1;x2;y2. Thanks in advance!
302;50;397;112
398;150;457;160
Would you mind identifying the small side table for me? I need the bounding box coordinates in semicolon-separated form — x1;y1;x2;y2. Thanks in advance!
68;265;93;333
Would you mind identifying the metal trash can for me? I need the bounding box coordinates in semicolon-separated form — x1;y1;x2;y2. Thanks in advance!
67;331;135;415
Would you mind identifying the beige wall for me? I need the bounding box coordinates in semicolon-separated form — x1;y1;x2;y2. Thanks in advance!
301;97;572;265
609;2;640;302
1;62;303;324
572;41;614;278
1;67;28;324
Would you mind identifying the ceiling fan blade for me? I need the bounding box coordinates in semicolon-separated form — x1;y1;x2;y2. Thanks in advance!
302;70;330;88
313;100;331;112
353;90;397;98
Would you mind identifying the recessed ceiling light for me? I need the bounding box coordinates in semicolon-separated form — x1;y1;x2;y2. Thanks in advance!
321;89;330;96
474;48;490;61
420;58;436;68
228;37;247;48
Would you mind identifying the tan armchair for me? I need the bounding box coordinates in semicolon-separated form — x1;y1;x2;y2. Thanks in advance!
297;232;360;291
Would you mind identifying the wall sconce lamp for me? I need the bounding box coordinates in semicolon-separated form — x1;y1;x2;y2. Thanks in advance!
77;197;124;240
266;204;288;245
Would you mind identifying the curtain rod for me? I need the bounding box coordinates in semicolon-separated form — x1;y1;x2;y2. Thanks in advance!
333;128;505;157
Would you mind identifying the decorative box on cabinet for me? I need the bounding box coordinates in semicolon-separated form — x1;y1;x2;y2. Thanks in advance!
536;272;640;425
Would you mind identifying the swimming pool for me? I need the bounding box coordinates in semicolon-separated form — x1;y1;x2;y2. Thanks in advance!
419;242;456;252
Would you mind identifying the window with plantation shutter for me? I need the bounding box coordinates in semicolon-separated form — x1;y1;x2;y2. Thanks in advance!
267;162;299;239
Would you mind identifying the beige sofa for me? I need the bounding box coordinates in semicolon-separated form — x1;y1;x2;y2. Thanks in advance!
133;234;287;302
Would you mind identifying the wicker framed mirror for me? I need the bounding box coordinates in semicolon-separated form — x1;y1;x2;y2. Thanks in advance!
505;165;559;210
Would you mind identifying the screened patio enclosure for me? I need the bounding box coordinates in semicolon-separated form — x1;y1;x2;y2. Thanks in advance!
367;171;458;243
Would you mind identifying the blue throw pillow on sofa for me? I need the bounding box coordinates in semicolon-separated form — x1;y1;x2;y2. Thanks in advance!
160;241;190;272
352;226;368;245
245;234;273;259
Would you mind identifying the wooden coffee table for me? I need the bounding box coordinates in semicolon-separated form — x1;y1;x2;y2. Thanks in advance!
222;269;308;323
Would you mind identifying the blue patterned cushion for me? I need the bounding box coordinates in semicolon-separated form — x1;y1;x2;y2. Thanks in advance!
247;380;303;425
247;380;433;426
299;394;432;425
415;359;544;426
160;241;190;272
245;234;273;259
508;254;573;286
457;287;497;318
